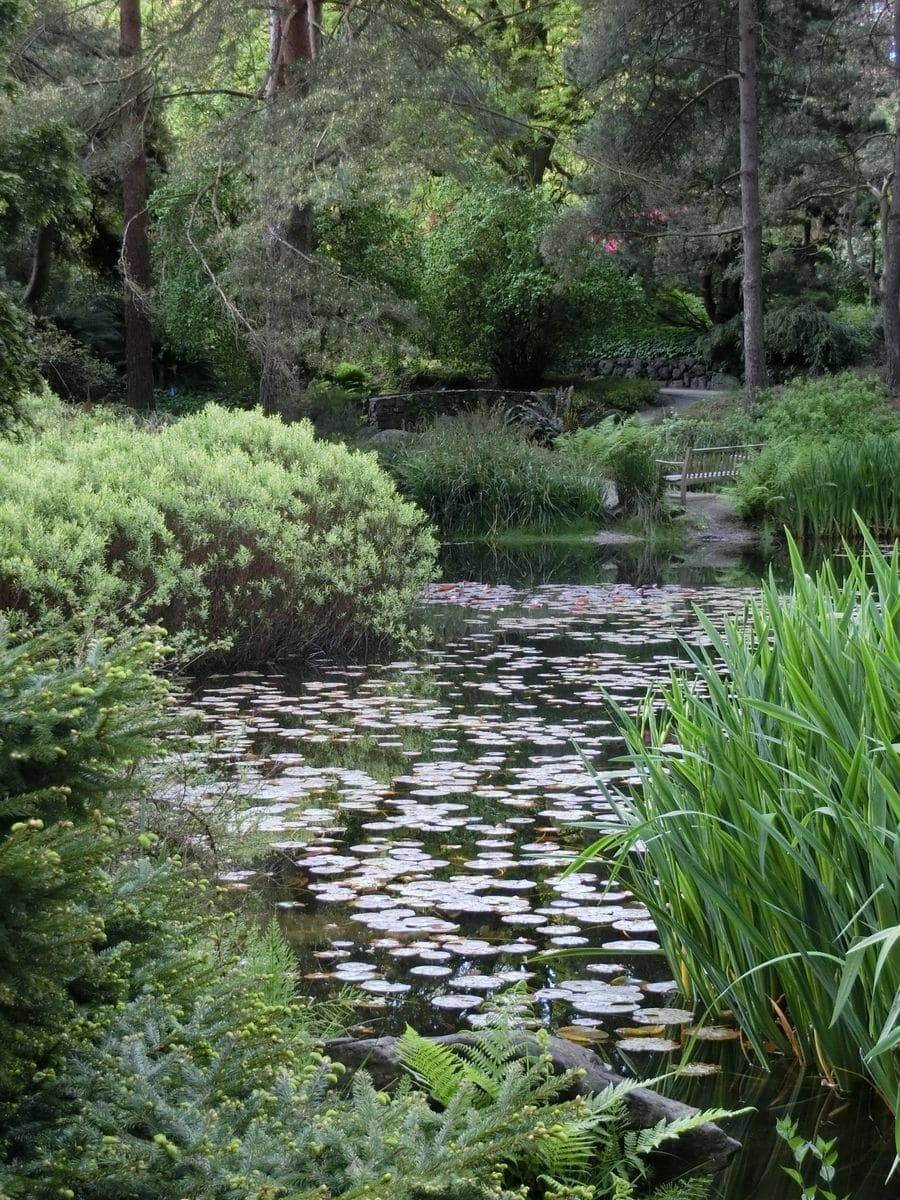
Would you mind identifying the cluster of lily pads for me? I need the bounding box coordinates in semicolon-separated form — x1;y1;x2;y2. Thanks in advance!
181;581;752;1067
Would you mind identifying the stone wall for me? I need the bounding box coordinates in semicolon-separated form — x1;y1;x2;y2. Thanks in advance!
588;355;737;391
369;388;554;431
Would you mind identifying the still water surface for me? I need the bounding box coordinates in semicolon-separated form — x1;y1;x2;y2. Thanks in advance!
180;543;895;1199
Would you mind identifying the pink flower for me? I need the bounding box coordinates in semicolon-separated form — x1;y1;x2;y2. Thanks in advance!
604;238;620;253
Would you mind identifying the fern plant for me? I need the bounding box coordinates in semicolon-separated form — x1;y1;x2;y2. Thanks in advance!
396;1016;737;1200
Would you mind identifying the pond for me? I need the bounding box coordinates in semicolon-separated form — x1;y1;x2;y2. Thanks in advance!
178;541;896;1199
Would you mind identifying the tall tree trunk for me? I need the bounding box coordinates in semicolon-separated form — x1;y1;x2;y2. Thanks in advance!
259;0;322;416
737;0;767;401
119;0;155;411
22;224;54;309
884;3;900;397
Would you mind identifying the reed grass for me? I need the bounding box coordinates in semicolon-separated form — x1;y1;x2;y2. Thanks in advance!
575;527;900;1132
772;434;900;543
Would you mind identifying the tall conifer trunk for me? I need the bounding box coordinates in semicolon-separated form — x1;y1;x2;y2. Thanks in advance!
884;1;900;397
738;0;767;401
259;1;322;417
119;0;154;411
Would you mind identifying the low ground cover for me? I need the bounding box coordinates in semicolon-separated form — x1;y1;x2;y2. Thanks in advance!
0;399;437;664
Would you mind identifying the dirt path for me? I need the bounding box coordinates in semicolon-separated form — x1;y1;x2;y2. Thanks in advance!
680;490;759;567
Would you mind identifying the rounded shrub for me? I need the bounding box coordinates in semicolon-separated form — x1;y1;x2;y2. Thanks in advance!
422;187;586;387
701;305;866;378
0;405;438;663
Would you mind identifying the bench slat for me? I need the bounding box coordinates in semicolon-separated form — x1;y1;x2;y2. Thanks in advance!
656;444;764;502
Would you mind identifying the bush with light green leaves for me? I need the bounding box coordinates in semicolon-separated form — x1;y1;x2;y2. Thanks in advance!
0;403;438;664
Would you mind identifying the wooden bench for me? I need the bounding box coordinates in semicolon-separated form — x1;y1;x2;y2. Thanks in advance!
656;444;764;503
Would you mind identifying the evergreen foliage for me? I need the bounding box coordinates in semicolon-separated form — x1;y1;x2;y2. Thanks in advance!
700;306;866;379
0;626;168;1127
0;403;437;663
0;295;36;430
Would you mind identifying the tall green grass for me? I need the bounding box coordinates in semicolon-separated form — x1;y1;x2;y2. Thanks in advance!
575;529;900;1131
384;408;610;535
747;434;900;543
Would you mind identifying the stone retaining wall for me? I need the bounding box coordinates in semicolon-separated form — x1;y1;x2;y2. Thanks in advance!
588;355;737;391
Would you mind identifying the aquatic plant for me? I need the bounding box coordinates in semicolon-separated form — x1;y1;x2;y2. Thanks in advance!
735;433;900;541
573;528;900;1129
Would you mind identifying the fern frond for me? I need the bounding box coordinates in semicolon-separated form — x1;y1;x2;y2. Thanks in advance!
396;1026;467;1107
530;1118;600;1181
647;1176;710;1200
625;1107;745;1159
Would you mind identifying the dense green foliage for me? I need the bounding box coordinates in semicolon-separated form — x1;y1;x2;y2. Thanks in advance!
422;188;600;386
736;434;900;540
397;1024;730;1199
0;296;36;429
574;532;900;1124
728;373;900;537
559;421;663;522
0;403;437;663
701;307;867;380
0;627;167;1124
383;408;610;535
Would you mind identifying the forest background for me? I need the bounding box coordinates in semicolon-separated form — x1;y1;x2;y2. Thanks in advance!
3;0;900;423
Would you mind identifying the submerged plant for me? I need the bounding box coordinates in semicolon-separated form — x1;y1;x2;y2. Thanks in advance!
572;527;900;1131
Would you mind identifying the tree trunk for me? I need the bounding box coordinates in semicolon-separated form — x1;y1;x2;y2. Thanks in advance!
259;0;322;416
22;224;54;309
884;3;900;397
737;0;767;401
119;0;155;412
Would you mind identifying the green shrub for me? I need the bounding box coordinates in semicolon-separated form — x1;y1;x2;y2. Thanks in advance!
0;405;437;663
0;293;37;431
833;300;878;345
567;377;659;426
701;305;866;377
575;530;900;1124
29;319;121;404
298;380;367;441
0;627;168;1123
736;433;900;540
423;188;593;387
385;408;610;535
757;372;897;443
559;420;664;523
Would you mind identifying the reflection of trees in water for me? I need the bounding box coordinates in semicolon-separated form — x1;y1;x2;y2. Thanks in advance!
440;540;615;587
439;538;765;588
672;1060;896;1200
